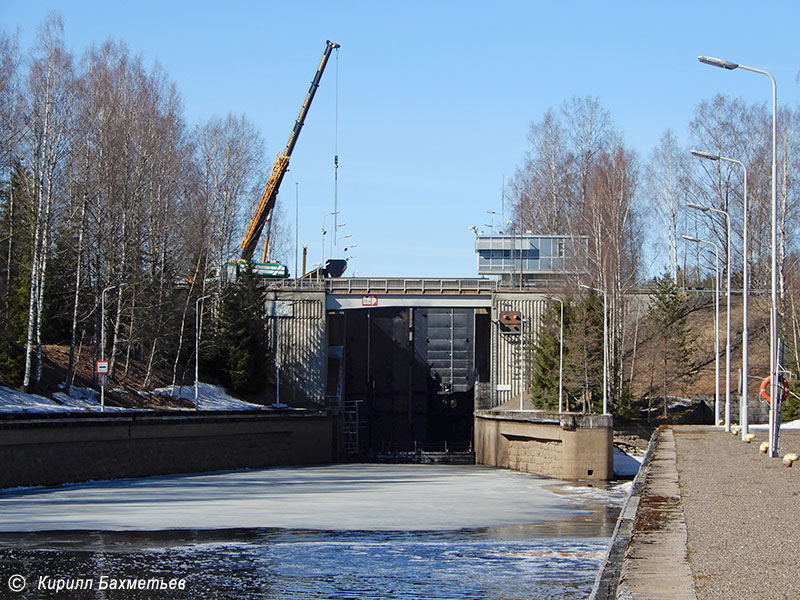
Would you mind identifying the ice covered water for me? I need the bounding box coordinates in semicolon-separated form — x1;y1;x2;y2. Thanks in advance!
0;464;625;598
0;464;613;531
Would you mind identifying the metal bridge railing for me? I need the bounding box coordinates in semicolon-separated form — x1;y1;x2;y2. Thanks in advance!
325;277;498;295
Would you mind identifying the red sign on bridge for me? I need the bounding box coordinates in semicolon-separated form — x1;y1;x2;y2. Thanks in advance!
361;295;378;307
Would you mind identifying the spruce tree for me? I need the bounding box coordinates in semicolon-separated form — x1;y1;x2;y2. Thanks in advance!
0;174;29;385
528;301;567;411
563;292;604;414
208;269;271;394
648;271;693;417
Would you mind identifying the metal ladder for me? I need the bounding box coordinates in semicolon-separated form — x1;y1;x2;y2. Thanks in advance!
342;397;361;455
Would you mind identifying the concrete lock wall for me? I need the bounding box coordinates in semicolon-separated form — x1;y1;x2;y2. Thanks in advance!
474;410;613;480
0;411;338;489
266;290;328;405
490;293;550;409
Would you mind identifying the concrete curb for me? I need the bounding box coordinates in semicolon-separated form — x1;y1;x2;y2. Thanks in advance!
589;427;659;600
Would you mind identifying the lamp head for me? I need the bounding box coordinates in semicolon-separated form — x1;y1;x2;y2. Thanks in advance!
691;149;720;161
698;56;739;70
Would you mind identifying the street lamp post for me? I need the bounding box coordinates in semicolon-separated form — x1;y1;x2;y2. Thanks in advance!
544;295;564;414
689;150;750;438
100;283;125;412
518;231;524;291
579;284;608;415
698;55;780;455
687;199;732;432
683;235;721;426
519;315;525;410
195;294;213;410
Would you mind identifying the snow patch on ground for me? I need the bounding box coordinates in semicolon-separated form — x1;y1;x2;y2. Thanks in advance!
0;387;81;413
152;382;265;411
639;398;694;414
749;418;800;430
613;446;643;478
0;382;262;413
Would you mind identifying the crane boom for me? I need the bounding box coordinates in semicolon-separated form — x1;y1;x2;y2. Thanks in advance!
240;40;340;262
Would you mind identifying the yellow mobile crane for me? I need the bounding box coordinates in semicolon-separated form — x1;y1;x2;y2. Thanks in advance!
235;40;340;278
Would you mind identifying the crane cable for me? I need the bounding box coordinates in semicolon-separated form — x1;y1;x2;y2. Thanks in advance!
333;45;340;257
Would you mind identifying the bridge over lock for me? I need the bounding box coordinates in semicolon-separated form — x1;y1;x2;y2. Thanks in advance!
266;277;613;480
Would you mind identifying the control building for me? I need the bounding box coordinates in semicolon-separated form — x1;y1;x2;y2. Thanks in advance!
474;234;589;287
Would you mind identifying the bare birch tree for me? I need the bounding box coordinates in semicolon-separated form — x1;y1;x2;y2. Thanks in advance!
193;113;264;275
0;29;22;297
646;130;688;282
20;15;75;390
509;109;572;234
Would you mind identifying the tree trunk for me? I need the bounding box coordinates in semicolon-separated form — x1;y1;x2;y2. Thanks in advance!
66;184;87;394
124;286;135;376
143;337;157;389
109;209;129;378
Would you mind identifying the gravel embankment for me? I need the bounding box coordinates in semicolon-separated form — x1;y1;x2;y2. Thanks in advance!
674;426;800;599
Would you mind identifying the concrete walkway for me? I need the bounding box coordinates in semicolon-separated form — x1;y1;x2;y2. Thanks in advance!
616;427;696;599
615;425;800;600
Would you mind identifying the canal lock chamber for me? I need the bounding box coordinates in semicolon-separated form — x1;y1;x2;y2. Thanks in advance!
326;307;491;460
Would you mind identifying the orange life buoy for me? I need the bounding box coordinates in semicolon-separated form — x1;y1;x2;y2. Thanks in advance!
760;375;789;404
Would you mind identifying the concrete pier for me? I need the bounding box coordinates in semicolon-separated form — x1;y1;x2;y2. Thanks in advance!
474;410;614;480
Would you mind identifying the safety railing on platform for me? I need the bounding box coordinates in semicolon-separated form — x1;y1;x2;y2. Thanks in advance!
326;278;498;295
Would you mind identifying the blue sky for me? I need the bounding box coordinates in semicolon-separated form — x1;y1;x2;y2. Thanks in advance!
4;1;800;278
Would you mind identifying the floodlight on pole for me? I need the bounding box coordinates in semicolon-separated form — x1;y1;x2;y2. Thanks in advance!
321;211;339;264
683;234;721;426
698;54;779;456
579;284;608;415
332;222;347;257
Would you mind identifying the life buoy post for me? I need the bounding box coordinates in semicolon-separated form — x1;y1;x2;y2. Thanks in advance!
760;375;790;404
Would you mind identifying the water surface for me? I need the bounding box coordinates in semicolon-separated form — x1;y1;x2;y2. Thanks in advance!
0;464;627;599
